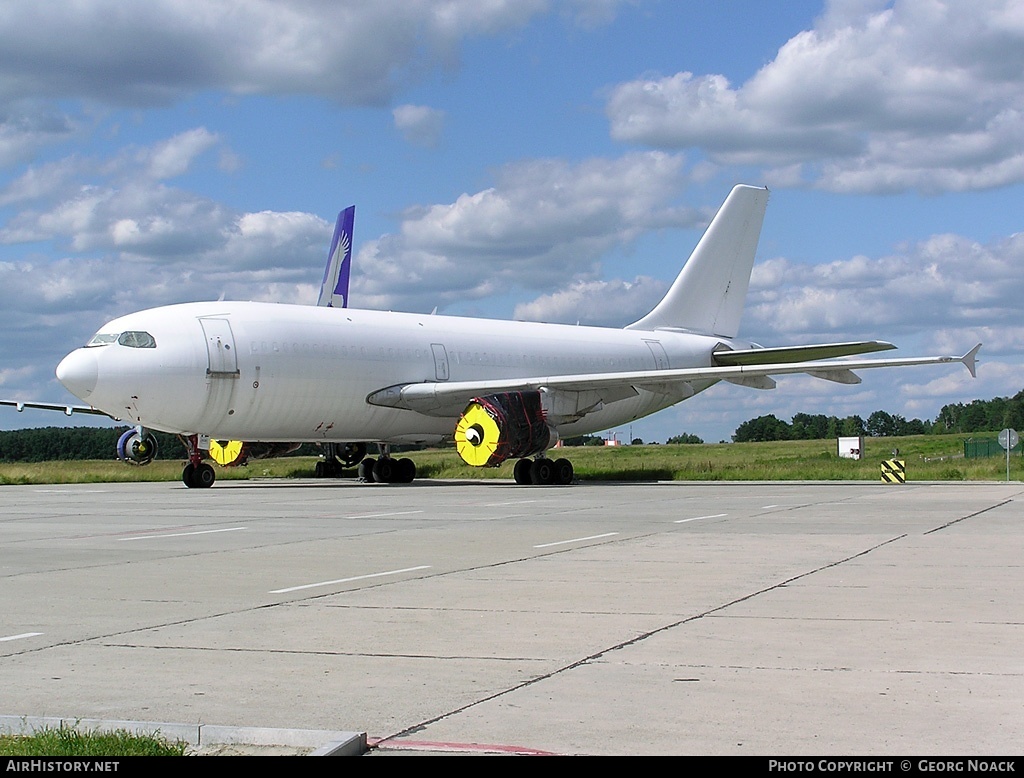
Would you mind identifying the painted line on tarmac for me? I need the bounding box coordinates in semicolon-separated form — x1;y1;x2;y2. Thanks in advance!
534;532;619;548
270;565;432;594
0;632;43;642
370;738;558;756
344;510;424;519
118;527;247;541
674;513;728;524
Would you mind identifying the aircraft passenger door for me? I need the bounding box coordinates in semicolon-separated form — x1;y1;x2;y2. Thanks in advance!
430;343;450;381
644;340;670;370
200;318;240;377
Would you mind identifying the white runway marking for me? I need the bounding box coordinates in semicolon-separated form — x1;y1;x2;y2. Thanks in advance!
0;632;43;642
34;489;108;494
485;501;537;507
270;565;432;594
534;532;619;548
674;513;728;524
344;510;424;519
118;527;247;541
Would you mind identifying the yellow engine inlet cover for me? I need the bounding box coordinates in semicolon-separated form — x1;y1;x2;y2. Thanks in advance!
208;439;244;466
455;402;502;467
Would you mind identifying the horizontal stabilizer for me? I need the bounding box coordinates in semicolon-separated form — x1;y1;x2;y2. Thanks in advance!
714;340;895;366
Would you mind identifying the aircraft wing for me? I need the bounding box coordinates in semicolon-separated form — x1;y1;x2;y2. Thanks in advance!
0;399;118;419
367;344;981;417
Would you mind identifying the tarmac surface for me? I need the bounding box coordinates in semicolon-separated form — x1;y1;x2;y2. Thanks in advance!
0;477;1021;755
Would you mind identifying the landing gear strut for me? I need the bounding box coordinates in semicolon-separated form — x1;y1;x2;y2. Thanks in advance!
514;456;574;486
181;434;216;488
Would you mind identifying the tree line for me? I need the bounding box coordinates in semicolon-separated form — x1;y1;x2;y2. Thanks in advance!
732;388;1024;443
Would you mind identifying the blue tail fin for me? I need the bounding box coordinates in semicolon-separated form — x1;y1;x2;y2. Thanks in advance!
317;205;355;308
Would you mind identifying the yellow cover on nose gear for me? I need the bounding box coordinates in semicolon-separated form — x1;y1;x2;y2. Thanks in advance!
209;439;244;466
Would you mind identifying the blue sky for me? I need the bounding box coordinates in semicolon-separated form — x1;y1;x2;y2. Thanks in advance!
1;0;1022;444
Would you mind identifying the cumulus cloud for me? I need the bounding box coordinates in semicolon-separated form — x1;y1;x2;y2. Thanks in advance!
0;0;553;108
512;277;668;326
351;151;702;311
393;104;446;148
743;231;1024;352
605;0;1024;193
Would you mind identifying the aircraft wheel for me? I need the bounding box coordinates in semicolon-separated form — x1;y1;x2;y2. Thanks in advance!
530;457;555;486
358;457;377;482
194;462;216;488
182;463;196;488
513;458;533;485
315;460;327;478
373;457;396;483
340;442;367;467
396;457;416;483
553;458;574;485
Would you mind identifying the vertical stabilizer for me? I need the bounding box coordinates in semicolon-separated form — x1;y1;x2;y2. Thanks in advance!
626;185;768;337
318;205;355;308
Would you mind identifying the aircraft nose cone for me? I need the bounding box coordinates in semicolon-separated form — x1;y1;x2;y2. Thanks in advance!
56;348;98;400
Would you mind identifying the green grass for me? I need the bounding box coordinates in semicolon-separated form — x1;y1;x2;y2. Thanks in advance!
1;434;1018;484
0;726;188;756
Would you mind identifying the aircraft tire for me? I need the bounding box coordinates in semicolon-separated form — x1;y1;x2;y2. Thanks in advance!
340;442;367;467
194;463;216;488
315;461;327;478
182;463;196;488
358;457;377;482
553;458;574;485
396;457;416;483
530;457;555;486
373;457;395;483
513;458;533;485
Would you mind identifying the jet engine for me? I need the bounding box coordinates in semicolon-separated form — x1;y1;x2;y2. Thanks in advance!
454;391;556;467
116;428;159;466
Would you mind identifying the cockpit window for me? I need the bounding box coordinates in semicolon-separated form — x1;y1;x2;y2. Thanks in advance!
117;331;157;348
86;333;119;347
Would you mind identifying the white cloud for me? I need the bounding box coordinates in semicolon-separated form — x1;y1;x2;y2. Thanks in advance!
0;0;551;107
351;152;701;311
393;104;446;148
513;276;668;326
605;0;1024;193
743;231;1024;353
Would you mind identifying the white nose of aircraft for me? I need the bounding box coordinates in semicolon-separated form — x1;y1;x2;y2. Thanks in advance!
56;348;99;400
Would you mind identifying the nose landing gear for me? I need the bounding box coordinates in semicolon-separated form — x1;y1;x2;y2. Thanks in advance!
180;434;216;488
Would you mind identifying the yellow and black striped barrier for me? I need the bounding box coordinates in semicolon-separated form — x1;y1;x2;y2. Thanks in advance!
881;459;906;483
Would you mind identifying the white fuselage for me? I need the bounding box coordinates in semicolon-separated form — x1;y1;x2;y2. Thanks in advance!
56;301;739;443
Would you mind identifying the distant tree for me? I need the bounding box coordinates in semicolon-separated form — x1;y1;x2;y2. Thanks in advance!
666;433;704;444
733;414;791;442
631;438;644;445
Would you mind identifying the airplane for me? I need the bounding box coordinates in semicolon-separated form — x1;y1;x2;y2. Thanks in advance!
4;185;980;488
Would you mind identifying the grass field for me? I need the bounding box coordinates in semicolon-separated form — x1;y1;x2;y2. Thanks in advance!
1;434;1019;485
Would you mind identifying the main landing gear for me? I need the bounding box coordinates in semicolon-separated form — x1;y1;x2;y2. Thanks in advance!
358;444;416;484
181;434;216;488
513;456;574;486
314;442;367;478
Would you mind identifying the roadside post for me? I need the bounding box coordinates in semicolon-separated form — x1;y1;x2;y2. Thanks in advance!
998;428;1019;482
